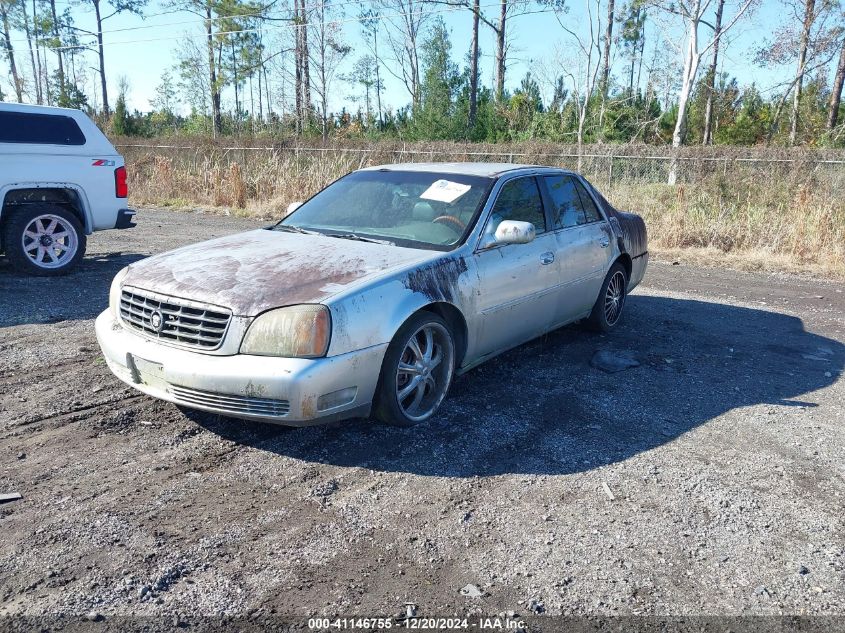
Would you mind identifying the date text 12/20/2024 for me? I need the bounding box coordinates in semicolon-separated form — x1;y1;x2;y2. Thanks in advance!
308;617;528;630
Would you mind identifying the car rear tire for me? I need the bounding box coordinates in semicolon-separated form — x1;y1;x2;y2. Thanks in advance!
373;311;456;427
588;262;628;332
3;204;86;275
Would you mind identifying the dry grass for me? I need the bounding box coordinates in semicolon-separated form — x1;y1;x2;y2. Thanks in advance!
611;181;845;277
121;140;845;279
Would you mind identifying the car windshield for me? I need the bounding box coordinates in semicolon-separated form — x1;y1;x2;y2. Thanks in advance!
275;170;494;250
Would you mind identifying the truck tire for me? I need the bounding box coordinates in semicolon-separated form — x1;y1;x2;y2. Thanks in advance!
3;204;86;275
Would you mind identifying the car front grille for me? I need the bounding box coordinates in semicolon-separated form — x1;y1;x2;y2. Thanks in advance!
120;287;231;350
169;385;291;418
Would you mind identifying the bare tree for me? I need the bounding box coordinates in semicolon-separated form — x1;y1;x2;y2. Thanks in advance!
31;0;45;103
168;0;249;136
359;7;384;125
345;54;380;118
468;0;479;124
489;0;531;101
294;0;303;130
291;0;313;132
375;0;430;109
600;0;615;96
431;0;528;103
423;0;488;112
176;36;211;115
828;31;845;130
91;0;148;115
548;0;604;169
619;0;647;94
19;0;41;103
309;0;350;140
756;0;838;144
0;0;23;101
47;0;65;102
701;0;724;144
646;34;680;110
649;0;757;183
495;0;506;100
206;1;222;134
790;0;816;143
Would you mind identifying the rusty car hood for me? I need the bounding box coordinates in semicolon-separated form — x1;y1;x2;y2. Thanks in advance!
123;229;437;316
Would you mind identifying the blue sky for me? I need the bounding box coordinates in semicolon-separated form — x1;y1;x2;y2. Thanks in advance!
31;0;805;115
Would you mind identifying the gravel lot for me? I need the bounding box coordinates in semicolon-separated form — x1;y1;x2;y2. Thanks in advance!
1;209;844;623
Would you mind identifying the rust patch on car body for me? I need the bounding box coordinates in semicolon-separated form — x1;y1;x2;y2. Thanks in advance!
403;257;469;303
300;394;317;419
122;229;433;316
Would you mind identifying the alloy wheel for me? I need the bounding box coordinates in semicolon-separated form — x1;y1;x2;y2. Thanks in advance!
604;270;626;326
21;214;79;270
395;322;454;422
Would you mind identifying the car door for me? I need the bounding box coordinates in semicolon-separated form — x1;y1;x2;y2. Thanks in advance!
472;176;560;360
540;174;612;324
573;177;615;296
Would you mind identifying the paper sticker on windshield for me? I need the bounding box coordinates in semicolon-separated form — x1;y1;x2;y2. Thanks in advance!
420;179;471;204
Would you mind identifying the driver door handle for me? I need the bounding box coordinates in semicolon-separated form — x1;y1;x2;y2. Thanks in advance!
540;251;555;265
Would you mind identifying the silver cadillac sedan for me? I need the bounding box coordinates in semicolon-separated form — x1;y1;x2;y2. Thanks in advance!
95;163;648;427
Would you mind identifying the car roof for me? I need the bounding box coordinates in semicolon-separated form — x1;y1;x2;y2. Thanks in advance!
361;162;576;178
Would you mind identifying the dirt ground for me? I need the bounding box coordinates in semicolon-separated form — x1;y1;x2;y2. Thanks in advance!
1;210;844;626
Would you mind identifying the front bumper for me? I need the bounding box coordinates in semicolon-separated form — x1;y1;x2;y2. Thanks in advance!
94;310;387;425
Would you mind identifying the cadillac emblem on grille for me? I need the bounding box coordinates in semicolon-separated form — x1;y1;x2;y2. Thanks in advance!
150;310;164;332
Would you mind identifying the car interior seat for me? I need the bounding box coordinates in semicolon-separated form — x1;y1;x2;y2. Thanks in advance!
412;202;438;222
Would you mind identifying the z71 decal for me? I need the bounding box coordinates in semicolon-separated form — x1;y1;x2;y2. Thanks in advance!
91;159;115;167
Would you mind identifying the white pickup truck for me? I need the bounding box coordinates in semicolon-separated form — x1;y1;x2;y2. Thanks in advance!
0;103;136;275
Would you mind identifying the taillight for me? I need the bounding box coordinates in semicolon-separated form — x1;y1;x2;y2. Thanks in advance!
115;166;128;198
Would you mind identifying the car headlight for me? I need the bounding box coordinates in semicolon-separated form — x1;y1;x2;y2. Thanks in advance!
109;267;129;319
240;305;331;358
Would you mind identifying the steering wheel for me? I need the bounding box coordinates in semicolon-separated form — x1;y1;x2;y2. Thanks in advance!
432;215;466;233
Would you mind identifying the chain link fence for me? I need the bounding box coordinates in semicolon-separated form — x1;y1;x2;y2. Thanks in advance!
116;141;845;208
115;140;845;273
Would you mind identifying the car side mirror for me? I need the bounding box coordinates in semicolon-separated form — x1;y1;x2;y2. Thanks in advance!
492;220;536;246
286;201;303;215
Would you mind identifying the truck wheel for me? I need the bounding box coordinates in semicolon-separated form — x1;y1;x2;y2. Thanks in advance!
3;204;86;275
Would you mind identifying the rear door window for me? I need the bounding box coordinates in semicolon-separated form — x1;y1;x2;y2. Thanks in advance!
574;180;603;223
543;175;586;228
0;111;86;145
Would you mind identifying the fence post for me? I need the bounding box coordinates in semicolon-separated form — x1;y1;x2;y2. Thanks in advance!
607;151;614;192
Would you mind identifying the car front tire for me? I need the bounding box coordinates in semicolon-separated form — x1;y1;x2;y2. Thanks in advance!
373;311;456;427
588;262;628;332
3;204;86;275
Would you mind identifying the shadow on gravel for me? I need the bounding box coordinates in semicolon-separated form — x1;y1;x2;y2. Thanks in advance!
0;252;145;327
187;295;844;477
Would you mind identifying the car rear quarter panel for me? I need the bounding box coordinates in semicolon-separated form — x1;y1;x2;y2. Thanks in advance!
583;179;649;289
606;211;648;289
